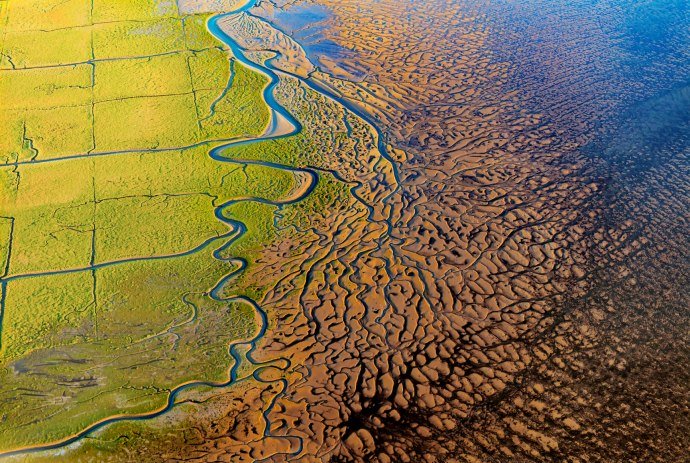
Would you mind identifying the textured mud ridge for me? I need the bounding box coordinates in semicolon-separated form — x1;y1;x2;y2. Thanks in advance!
157;1;688;462
8;0;689;461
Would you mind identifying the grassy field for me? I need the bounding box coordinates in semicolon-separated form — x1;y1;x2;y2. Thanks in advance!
0;0;302;451
0;0;367;455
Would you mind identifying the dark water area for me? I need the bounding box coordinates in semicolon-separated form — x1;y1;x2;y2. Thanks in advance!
486;0;690;134
489;2;690;455
481;0;689;257
594;84;690;190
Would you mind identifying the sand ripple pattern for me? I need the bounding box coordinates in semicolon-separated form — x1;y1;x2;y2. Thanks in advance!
109;1;690;462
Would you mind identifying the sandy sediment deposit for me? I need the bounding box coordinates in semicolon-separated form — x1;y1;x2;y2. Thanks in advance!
5;0;688;462
162;1;688;462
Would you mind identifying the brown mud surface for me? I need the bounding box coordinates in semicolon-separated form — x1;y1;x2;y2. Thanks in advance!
32;0;688;461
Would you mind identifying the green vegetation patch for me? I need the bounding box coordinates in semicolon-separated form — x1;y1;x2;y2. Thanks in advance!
92;0;177;23
197;62;270;140
184;14;222;50
95;193;225;262
94;93;200;151
3;27;92;68
94;53;193;101
0;64;92;110
4;0;91;32
92;18;186;60
189;47;230;91
25;105;94;159
0;112;36;163
0;271;94;360
0;246;256;449
4;159;95;274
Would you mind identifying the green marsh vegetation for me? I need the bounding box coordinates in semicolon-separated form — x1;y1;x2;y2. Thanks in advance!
0;0;298;451
0;0;365;455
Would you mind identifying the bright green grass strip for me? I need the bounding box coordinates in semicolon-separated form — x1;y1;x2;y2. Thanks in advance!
94;53;194;102
4;0;91;32
93;18;186;59
92;0;178;23
3;26;92;67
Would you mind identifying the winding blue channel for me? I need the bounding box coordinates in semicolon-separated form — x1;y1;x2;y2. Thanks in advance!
0;2;315;459
0;0;404;455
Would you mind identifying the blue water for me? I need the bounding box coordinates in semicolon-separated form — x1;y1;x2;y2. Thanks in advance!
487;0;689;130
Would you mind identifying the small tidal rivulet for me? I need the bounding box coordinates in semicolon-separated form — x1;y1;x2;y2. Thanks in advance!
0;0;687;462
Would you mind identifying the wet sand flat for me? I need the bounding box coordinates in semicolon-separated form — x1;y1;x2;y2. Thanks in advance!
1;0;688;462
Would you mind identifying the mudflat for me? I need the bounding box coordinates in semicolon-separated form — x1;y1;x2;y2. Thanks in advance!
0;0;687;462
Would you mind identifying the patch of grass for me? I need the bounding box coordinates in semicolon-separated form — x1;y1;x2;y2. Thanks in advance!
92;18;186;59
4;159;95;274
0;111;34;163
0;271;93;361
0;64;92;110
91;0;177;23
197;62;270;139
93;145;295;262
3;27;92;68
95;193;225;262
0;247;256;449
184;14;221;50
188;47;230;92
23;105;94;159
94;93;200;151
0;105;93;162
5;0;91;32
94;53;193;101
